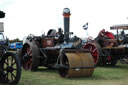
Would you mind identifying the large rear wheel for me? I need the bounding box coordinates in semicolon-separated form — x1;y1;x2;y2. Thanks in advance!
83;43;102;65
21;44;39;71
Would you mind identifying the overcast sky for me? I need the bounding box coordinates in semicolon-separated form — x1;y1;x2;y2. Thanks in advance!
0;0;128;40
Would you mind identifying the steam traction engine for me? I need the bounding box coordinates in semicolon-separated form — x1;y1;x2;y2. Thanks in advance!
17;8;94;78
84;24;128;66
0;11;21;84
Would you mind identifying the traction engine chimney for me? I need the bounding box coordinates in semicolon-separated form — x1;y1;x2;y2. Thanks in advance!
63;8;71;43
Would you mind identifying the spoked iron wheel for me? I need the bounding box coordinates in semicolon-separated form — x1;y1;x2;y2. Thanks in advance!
22;45;32;70
83;43;101;65
0;52;21;84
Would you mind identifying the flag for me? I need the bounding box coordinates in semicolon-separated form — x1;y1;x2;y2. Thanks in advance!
83;22;88;30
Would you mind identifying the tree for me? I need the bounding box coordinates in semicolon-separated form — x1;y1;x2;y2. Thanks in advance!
9;38;22;43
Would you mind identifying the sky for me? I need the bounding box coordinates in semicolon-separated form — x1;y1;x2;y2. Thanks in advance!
0;0;128;40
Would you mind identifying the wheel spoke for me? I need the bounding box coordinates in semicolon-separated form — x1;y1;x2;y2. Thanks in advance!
89;46;92;51
3;68;7;71
11;72;16;82
92;48;97;53
11;73;13;82
27;48;32;56
24;61;31;70
12;66;18;71
4;61;9;66
4;72;9;81
11;60;16;67
11;56;14;66
5;57;9;67
7;72;9;81
93;53;97;57
5;71;16;83
23;56;32;70
26;61;31;66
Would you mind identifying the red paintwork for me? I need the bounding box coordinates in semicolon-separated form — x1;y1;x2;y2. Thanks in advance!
105;32;115;39
83;43;99;65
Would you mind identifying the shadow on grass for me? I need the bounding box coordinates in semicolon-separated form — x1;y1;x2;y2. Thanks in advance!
35;67;122;81
66;75;122;81
97;64;128;70
36;67;57;73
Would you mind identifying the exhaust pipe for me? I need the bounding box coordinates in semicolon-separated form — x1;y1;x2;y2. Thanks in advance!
63;8;71;43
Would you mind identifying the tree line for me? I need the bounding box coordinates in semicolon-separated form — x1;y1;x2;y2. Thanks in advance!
9;38;23;43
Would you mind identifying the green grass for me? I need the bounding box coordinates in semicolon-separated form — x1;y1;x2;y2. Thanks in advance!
5;51;128;85
12;63;128;85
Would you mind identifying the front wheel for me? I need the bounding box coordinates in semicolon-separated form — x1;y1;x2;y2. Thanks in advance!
0;52;21;84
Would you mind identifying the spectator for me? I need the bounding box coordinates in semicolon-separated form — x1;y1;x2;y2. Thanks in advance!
98;29;107;37
56;28;64;44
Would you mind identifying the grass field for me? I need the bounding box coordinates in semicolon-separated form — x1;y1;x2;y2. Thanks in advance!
11;63;128;85
4;51;128;85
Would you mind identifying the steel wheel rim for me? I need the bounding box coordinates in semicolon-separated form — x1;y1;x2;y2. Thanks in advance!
58;54;69;77
83;43;99;65
0;52;21;84
22;46;32;70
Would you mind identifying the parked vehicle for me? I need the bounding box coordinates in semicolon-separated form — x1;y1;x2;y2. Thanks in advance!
9;42;23;50
83;24;128;66
0;11;21;84
17;8;94;78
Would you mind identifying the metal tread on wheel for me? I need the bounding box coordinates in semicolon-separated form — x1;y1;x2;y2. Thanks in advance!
57;49;94;78
19;40;40;71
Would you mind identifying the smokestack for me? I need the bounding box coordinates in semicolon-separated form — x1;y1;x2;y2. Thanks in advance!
63;8;71;43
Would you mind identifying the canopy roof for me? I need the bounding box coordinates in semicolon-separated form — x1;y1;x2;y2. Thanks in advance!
110;24;128;30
